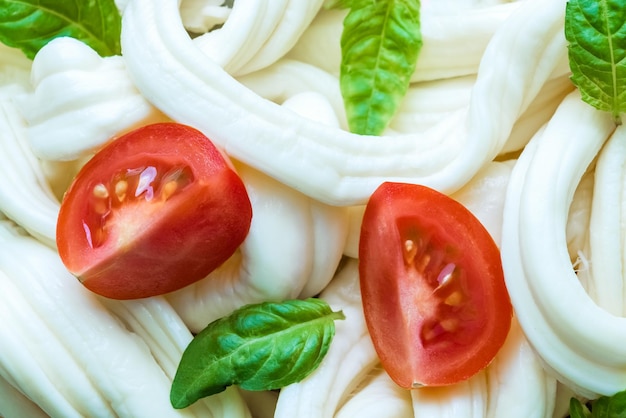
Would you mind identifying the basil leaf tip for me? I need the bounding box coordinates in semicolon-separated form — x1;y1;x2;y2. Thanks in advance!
565;0;626;125
170;298;345;409
339;0;422;136
0;0;122;60
569;397;591;418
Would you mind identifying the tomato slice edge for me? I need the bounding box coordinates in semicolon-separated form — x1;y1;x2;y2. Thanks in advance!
56;123;253;299
359;182;512;387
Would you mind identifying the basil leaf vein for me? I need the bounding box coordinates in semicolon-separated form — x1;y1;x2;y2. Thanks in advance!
170;298;345;409
565;0;626;124
338;0;422;135
0;0;121;59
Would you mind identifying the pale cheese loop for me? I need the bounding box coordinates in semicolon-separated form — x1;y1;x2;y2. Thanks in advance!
0;46;59;247
389;76;474;135
17;37;168;162
180;0;231;34
501;91;624;398
121;0;568;206
237;59;347;129
0;374;49;418
501;74;574;155
0;221;250;418
334;368;413;418
234;0;324;75
485;319;557;417
0;220;246;418
587;126;626;316
0;43;31;98
280;91;350;298
411;375;488;418
0;103;59;247
192;0;324;76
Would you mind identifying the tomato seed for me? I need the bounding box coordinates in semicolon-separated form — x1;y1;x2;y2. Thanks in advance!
115;180;128;202
92;183;109;199
444;291;463;306
439;318;458;332
404;239;417;264
161;181;178;200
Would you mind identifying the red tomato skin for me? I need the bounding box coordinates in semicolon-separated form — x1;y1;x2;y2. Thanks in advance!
56;123;252;300
358;182;512;387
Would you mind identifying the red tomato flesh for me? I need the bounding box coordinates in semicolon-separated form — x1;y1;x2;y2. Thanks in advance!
56;123;252;300
359;182;512;387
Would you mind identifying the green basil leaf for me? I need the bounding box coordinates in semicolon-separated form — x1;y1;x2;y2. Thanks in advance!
170;298;345;409
590;389;626;417
565;0;626;124
339;0;422;135
569;397;591;418
569;389;626;417
0;0;121;60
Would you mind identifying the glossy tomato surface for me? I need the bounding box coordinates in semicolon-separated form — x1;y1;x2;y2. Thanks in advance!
57;123;252;300
359;182;512;387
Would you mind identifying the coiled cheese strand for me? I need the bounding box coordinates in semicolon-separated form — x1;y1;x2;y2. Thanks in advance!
501;90;621;398
0;361;49;417
485;319;557;418
0;103;59;247
120;0;569;206
335;367;413;418
192;0;324;76
180;0;231;34
586;126;626;316
17;37;168;162
411;375;488;418
0;219;250;417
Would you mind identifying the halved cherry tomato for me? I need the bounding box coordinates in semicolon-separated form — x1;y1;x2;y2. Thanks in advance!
359;182;512;387
56;123;252;300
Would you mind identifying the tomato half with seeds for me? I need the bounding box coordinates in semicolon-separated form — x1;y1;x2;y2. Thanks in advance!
57;123;252;300
359;182;512;387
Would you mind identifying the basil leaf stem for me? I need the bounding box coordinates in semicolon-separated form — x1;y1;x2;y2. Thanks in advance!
170;298;345;409
565;0;626;124
336;0;422;136
0;0;121;59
